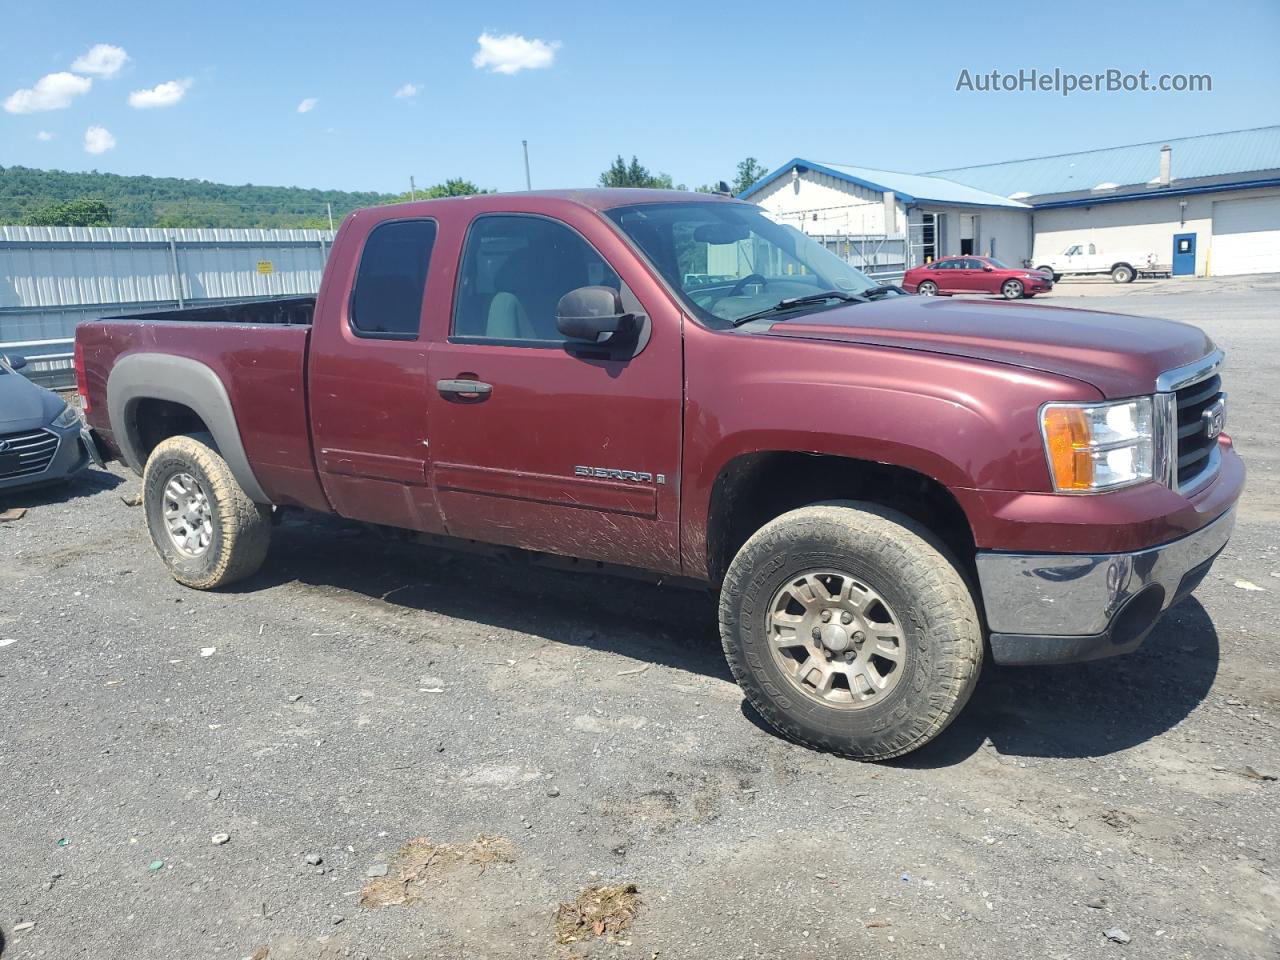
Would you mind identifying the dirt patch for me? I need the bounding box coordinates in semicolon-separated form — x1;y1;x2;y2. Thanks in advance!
554;883;641;945
359;835;517;908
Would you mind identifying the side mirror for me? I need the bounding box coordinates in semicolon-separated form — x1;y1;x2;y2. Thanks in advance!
556;286;640;344
983;264;994;272
3;353;27;370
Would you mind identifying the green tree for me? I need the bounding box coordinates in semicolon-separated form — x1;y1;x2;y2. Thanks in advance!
732;157;768;195
388;178;491;204
21;196;112;226
598;155;675;189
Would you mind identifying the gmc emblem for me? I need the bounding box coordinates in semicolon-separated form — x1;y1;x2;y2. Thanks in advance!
1202;398;1226;440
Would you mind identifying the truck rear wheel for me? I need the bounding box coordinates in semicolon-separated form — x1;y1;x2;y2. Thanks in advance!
1111;264;1135;283
142;433;271;590
719;501;982;760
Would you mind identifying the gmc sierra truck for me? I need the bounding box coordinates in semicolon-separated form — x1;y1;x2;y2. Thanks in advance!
76;189;1243;760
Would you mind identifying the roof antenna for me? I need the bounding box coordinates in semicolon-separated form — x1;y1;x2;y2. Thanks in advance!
712;180;733;197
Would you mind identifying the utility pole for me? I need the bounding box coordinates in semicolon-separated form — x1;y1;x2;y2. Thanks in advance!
522;140;531;191
409;176;417;201
326;202;334;233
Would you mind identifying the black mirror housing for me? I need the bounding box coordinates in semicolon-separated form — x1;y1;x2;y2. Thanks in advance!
4;353;27;370
556;286;639;344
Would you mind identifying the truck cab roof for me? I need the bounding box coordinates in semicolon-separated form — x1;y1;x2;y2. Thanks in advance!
369;188;744;218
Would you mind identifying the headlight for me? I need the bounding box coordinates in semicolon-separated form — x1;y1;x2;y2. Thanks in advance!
1040;398;1154;492
52;403;81;429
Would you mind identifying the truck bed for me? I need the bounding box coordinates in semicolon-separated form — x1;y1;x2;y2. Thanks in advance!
78;305;327;511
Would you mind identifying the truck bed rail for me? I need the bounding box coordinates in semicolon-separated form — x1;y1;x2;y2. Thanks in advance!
108;295;315;326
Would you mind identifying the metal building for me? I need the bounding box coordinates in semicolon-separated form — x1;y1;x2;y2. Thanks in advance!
742;125;1280;280
0;225;332;385
738;160;1032;277
928;125;1280;277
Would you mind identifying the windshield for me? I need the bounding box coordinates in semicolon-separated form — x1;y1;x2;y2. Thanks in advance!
605;201;880;327
985;257;1010;269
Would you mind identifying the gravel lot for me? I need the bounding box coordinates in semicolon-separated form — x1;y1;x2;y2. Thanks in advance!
2;275;1277;960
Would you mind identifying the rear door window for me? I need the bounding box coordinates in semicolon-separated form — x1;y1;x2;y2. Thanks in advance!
350;219;438;339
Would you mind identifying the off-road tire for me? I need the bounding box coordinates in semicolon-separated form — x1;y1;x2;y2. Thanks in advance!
719;501;982;761
143;433;271;589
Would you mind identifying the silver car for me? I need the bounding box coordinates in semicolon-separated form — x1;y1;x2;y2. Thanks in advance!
0;353;99;493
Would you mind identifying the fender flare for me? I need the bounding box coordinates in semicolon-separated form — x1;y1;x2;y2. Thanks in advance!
106;352;270;503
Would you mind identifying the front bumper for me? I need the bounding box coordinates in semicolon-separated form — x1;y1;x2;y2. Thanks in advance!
975;506;1236;665
0;420;94;493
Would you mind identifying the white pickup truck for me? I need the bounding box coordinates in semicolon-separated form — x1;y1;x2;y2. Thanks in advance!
1034;242;1167;284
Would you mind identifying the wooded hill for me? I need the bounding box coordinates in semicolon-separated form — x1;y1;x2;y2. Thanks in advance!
0;165;398;229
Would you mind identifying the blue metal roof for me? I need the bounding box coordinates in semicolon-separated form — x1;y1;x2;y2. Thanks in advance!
739;158;1030;209
925;125;1280;199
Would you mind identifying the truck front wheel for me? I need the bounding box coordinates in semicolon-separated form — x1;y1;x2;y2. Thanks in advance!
142;433;272;590
719;502;982;760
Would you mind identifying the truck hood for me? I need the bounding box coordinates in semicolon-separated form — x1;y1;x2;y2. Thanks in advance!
763;296;1215;398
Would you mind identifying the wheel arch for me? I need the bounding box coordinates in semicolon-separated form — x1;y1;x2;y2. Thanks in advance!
106;352;269;503
702;451;977;587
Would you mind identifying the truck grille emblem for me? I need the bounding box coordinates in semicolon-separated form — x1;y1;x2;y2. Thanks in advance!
1202;398;1225;440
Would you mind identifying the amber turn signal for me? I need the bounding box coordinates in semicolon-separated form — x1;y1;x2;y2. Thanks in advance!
1042;405;1095;490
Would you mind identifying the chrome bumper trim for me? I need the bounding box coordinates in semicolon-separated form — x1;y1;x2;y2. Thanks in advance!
976;507;1235;636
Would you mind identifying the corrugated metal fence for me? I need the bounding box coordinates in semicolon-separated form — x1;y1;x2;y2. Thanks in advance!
0;225;332;386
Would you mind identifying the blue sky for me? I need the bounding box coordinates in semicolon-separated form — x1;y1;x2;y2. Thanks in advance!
2;0;1278;194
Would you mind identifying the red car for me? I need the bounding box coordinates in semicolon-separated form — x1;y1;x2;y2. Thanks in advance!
904;256;1053;299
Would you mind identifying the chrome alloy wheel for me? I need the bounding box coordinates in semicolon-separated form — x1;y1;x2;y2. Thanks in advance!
767;570;906;708
162;472;213;557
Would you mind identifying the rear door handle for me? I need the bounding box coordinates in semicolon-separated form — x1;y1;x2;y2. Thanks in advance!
436;378;493;401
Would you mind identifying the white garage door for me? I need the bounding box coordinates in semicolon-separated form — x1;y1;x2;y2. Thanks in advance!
1212;194;1280;276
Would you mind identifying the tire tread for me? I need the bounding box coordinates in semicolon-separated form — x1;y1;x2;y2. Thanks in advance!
719;501;982;761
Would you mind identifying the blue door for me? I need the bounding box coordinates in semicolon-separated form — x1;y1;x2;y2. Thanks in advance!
1172;233;1196;276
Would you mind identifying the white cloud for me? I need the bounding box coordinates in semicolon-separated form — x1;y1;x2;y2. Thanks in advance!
129;78;193;108
84;125;117;154
472;33;559;75
36;130;54;141
71;44;129;78
394;83;420;99
296;97;318;113
3;72;93;114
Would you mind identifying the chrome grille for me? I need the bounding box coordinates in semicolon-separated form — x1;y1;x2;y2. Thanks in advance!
1174;374;1222;490
0;428;59;480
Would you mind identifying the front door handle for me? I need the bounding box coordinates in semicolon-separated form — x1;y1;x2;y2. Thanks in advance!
436;378;493;402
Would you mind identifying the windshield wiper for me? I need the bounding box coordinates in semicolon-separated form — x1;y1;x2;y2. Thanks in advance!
730;290;863;327
859;284;903;300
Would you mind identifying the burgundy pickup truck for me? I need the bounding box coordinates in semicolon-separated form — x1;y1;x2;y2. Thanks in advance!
76;189;1243;760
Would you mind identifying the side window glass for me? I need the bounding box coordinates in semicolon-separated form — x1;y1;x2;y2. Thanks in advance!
350;219;436;338
452;215;637;344
1065;245;1081;256
1087;243;1097;255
